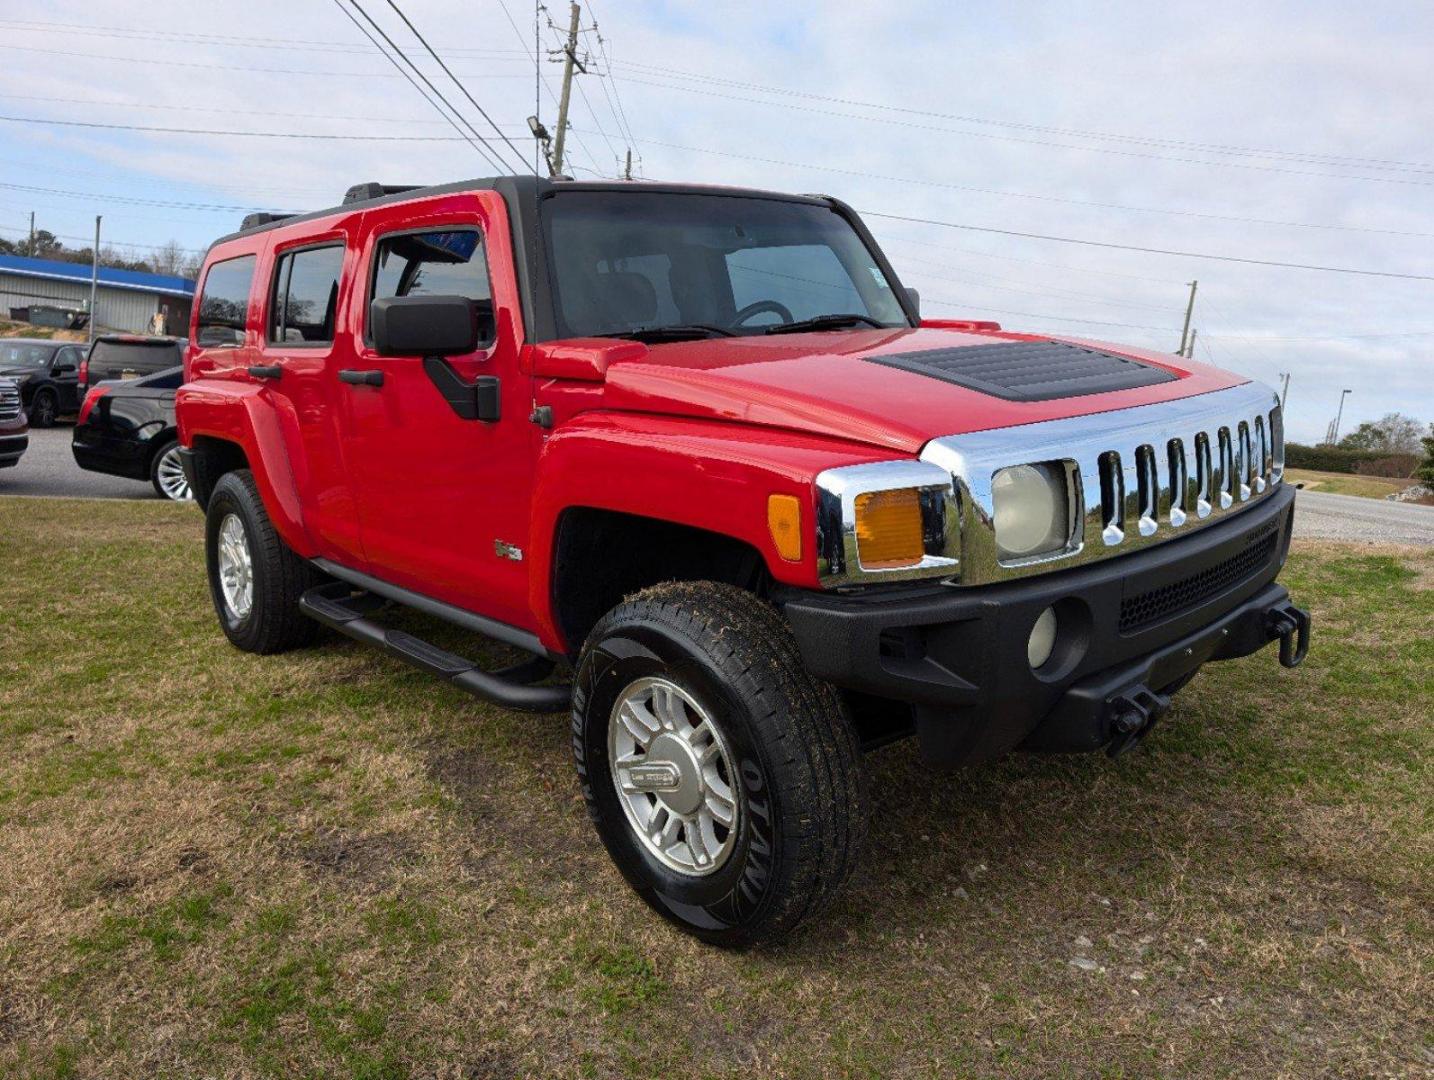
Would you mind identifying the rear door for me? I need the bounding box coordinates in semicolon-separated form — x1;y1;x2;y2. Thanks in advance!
51;346;82;411
338;192;539;629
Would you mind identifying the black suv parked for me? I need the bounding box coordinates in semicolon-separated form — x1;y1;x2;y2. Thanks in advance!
72;366;191;499
79;336;187;400
0;338;83;427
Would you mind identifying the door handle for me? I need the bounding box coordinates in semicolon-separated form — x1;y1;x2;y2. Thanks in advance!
247;365;282;380
338;369;384;387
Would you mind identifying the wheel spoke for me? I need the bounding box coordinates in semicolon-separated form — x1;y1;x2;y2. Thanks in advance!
704;790;735;827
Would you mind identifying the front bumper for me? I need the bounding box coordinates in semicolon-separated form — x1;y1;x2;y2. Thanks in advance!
782;483;1307;767
0;432;28;468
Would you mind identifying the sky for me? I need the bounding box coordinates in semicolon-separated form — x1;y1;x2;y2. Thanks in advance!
2;0;1431;445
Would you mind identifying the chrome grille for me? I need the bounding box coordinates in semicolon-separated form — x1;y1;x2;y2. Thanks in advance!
920;382;1285;585
0;379;20;422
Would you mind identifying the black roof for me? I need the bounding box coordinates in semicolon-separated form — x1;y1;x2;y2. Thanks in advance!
212;175;830;247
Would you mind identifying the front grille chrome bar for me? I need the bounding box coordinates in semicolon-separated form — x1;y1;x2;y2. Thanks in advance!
0;379;21;422
920;382;1284;586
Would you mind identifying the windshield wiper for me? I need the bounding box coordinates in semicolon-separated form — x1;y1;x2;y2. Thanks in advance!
763;313;887;336
597;324;736;343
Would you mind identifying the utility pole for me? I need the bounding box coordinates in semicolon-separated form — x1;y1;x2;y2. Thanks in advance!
88;215;101;344
1177;280;1198;356
549;1;584;178
1185;327;1198;359
1331;388;1352;445
1277;371;1290;411
624;148;633;181
27;211;35;258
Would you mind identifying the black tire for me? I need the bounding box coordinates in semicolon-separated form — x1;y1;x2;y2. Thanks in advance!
29;389;58;428
204;469;321;654
573;581;867;947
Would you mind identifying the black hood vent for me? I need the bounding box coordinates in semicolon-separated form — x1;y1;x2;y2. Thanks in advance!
867;340;1177;402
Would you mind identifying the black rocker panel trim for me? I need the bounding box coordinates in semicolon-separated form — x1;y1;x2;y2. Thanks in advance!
867;340;1177;402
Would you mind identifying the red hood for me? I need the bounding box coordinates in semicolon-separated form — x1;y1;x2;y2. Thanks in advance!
584;327;1247;455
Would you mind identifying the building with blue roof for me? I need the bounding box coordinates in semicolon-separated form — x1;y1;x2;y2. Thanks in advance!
0;254;195;335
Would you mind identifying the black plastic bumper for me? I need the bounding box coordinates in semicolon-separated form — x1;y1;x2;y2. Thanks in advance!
781;484;1308;767
0;433;27;468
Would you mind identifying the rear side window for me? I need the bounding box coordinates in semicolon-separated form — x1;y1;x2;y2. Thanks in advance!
271;245;344;345
370;229;493;344
197;255;256;347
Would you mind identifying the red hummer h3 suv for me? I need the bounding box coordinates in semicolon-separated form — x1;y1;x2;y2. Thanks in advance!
177;177;1310;945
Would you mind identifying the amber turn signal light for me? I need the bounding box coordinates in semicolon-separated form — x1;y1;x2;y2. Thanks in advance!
855;488;925;569
767;494;803;562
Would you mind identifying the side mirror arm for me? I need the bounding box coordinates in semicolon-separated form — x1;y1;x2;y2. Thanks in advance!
422;357;500;422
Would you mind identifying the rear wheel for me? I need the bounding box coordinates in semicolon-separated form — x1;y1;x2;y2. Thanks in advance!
150;440;192;501
573;581;867;947
29;389;58;428
204;470;320;654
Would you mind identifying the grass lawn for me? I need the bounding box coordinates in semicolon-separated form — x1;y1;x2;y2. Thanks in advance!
1283;468;1416;500
0;497;1429;1078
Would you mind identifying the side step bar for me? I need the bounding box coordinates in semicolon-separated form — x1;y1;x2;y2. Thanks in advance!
298;583;571;713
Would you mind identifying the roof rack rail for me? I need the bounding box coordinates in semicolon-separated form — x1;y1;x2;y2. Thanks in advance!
240;212;297;230
343;182;423;205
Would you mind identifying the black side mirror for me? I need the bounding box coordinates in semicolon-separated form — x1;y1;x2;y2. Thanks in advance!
904;287;921;318
371;295;501;422
370;295;480;357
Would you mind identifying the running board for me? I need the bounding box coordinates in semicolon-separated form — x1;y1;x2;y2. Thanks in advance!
299;583;570;713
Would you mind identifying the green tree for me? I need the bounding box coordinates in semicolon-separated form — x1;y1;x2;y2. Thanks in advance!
1339;412;1425;455
1418;425;1434;486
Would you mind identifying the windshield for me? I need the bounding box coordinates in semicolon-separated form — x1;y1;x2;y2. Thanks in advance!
0;343;56;367
543;191;910;340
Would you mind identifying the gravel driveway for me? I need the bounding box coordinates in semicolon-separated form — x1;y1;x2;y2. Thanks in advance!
0;425;159;500
1293;487;1434;546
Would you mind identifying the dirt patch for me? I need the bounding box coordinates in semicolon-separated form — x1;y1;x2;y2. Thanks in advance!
277;828;417;886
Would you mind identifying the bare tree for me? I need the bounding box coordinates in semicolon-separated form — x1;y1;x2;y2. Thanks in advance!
150;240;189;277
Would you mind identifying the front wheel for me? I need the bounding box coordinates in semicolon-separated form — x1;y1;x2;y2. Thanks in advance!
573;582;867;947
204;469;321;654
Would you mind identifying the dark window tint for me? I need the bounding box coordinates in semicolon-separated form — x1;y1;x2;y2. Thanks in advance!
138;366;184;390
271;245;344;345
371;230;493;343
197;255;256;347
726;244;866;324
87;341;183;376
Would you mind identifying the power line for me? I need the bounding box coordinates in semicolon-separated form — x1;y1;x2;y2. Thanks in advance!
378;0;529;173
862;210;1434;283
570;129;1434;240
0;92;451;128
336;0;512;173
607;72;1434;188
0;181;270;213
0;222;206;256
608;60;1434;177
0;113;471;143
0;41;522;80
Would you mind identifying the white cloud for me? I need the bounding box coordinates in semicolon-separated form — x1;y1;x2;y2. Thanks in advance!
3;0;1430;442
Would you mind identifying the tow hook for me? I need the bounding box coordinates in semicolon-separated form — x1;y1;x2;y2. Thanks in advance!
1264;602;1312;669
1105;686;1172;758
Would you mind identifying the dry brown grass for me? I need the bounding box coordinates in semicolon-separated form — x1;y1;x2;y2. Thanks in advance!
0;500;1429;1078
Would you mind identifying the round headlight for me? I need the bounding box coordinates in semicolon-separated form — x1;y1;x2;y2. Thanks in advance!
992;462;1069;560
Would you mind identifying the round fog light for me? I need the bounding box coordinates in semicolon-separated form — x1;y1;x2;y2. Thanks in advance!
1027;606;1058;669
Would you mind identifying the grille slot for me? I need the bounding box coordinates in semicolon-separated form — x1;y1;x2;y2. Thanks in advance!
1119;531;1278;633
0;380;20;422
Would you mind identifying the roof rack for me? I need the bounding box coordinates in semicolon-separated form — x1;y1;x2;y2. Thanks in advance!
343;182;424;205
240;212;297;231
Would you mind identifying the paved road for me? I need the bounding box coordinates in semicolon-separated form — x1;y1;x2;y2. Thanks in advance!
4;430;1432;547
1293;487;1434;546
0;425;161;500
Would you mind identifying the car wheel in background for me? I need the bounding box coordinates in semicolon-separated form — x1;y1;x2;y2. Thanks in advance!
29;389;58;428
150;440;192;501
204;469;321;654
573;581;868;947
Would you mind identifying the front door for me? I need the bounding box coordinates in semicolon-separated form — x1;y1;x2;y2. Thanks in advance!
339;192;539;632
51;346;82;411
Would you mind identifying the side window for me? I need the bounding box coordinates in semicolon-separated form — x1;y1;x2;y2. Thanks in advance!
54;347;78;370
270;244;344;345
369;229;494;344
725;244;866;324
197;255;257;347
